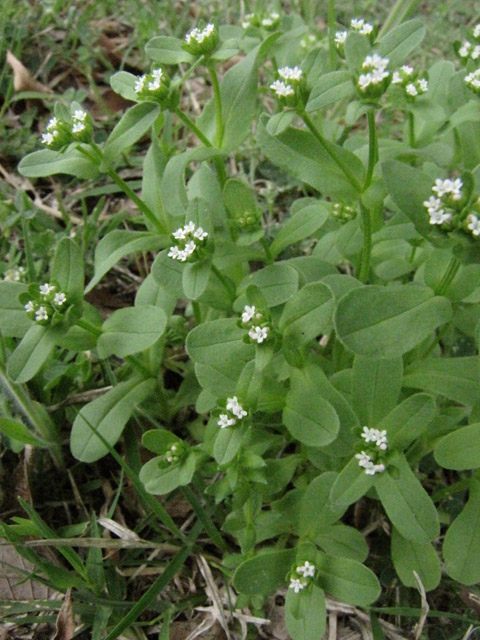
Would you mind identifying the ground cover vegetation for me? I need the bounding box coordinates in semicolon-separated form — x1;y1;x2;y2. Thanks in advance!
1;0;480;638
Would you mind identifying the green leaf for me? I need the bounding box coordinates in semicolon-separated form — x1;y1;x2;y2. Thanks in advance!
135;274;177;317
257;114;364;201
279;282;334;349
403;357;479;407
299;473;346;537
435;423;480;470
223;178;258;220
344;31;371;72
213;426;244;465
0;418;47;447
233;549;295;595
240;263;299;307
270;204;329;258
110;71;138;101
391;527;441;591
182;259;212;300
377;20;426;69
375;454;440;544
7;324;60;383
142;137;168;232
186;318;254;367
85;231;166;293
334;284;452;358
330;456;374;507
0;282;31;338
18;147;99;179
382;161;433;237
316;551;381;606
285;585;326;640
140;453;196;495
306;71;354;112
145;36;194;64
314;524;368;562
102;102;160;166
97;306;167;358
283;367;340;447
70;377;156;462
378;394;436;452
52;237;84;303
443;478;480;585
352;356;403;427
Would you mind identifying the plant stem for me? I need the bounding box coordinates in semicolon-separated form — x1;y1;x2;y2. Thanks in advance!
260;237;274;264
206;61;224;149
379;0;422;36
363;109;377;192
327;0;337;68
76;317;102;338
407;110;416;147
435;255;461;296
299;111;362;193
358;202;372;283
211;264;235;301
173;107;227;186
192;301;202;325
0;363;63;466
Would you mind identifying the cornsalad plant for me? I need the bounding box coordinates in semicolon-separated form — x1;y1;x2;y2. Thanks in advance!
3;4;480;638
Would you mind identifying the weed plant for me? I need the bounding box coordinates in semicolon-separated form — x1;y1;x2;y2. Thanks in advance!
2;1;480;638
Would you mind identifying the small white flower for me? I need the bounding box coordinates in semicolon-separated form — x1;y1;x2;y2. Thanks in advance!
418;78;428;93
46;117;58;131
39;283;56;297
278;66;303;81
334;30;347;45
358;74;372;91
35;306;49;322
148;77;162;91
184;240;197;256
406;83;418;96
72;121;85;133
289;577;307;593
172;228;186;240
24;301;35;313
186;23;215;44
41;132;54;146
73;109;87;122
242;305;256;324
249;326;269;343
392;71;402;84
135;75;146;93
53;292;67;306
467;214;480;236
360;22;373;35
350;18;365;30
459;41;472;58
401;64;414;75
218;413;237;428
296;561;315;578
184;221;196;234
472;46;480;60
474;24;480;38
193;226;208;241
270;79;294;97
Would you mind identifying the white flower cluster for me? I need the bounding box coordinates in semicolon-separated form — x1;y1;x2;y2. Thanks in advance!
467;214;480;236
165;443;182;464
355;426;388;476
289;561;316;593
355;451;386;475
185;23;215;45
135;68;164;94
3;266;26;282
24;283;68;325
71;109;87;134
358;54;390;92
423;178;463;226
168;221;208;262
41;117;59;147
391;65;428;98
465;68;480;93
217;396;248;429
458;41;480;61
332;202;355;222
350;18;374;35
242;11;280;29
241;305;270;344
41;109;91;148
270;66;303;99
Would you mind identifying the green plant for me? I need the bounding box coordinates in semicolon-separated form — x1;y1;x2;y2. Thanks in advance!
3;2;480;637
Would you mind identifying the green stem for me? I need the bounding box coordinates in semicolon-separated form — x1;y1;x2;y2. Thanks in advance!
207;61;224;149
327;0;337;68
0;363;63;466
173;107;227;185
408;110;415;148
76;317;102;338
299;111;362;193
435;255;460;296
126;355;154;379
260;238;274;264
363;109;377;192
211;264;235;301
181;485;228;553
192;301;202;325
379;0;422;36
358;202;372;283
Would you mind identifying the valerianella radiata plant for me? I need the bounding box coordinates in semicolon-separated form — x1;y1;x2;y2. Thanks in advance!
5;5;480;639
